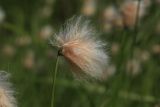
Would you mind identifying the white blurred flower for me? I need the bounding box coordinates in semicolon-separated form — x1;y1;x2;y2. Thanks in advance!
101;0;151;31
156;0;160;4
102;64;116;80
152;44;160;54
126;59;141;76
15;36;31;47
81;0;97;16
111;42;120;55
2;45;16;57
155;103;160;107
142;51;150;62
39;25;53;40
140;51;150;61
40;0;55;18
41;7;53;18
134;48;150;62
102;6;122;32
23;50;35;69
143;0;151;7
120;0;149;27
103;6;118;23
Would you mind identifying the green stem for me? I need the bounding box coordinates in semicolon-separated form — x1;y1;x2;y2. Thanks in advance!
134;0;141;44
51;55;60;107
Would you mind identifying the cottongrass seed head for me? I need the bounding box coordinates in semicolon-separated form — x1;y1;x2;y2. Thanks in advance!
50;16;109;80
0;71;17;107
120;0;149;27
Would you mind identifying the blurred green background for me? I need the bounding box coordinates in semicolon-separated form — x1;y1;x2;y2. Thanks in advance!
0;0;160;107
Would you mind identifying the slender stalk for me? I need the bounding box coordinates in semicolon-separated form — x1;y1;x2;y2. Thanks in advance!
134;0;141;44
130;0;141;62
51;55;60;107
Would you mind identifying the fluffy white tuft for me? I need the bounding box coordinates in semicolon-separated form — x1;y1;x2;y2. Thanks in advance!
50;16;109;80
0;71;17;107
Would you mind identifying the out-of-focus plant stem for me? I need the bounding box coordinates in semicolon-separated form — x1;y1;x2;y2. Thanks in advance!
134;0;141;45
51;55;60;107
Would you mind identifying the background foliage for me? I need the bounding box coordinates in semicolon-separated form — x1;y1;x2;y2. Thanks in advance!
0;0;160;107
